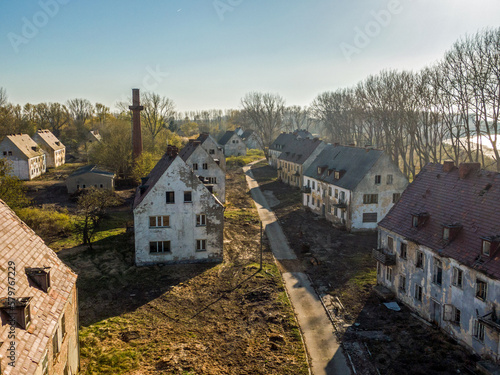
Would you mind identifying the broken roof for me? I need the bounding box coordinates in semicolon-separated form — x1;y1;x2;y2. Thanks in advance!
33;129;65;151
4;134;44;159
304;144;384;190
379;163;500;280
278;137;323;165
0;199;78;374
218;131;237;146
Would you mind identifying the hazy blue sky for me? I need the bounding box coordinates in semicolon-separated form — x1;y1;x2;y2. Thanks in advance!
1;0;500;112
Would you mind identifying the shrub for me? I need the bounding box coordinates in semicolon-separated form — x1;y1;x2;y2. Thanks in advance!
16;207;74;240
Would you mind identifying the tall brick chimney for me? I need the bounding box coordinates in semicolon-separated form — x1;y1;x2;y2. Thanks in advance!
129;88;144;160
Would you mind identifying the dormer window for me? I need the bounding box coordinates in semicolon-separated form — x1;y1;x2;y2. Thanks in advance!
26;267;51;292
334;171;340;179
442;224;462;242
481;236;500;257
411;213;429;228
0;297;32;329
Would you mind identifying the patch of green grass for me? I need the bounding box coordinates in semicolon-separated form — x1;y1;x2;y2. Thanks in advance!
224;209;259;223
226;149;265;168
348;268;377;289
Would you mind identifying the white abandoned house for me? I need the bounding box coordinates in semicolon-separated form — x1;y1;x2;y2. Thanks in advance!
196;133;226;171
277;137;325;188
240;130;261;150
0;199;79;375
375;162;500;361
303;144;408;231
218;131;246;157
179;140;226;203
32;129;66;168
0;133;46;180
133;146;224;266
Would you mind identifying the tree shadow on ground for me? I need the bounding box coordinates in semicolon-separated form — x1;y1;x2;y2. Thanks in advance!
58;232;218;326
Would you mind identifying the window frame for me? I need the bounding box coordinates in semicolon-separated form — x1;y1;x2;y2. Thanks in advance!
432;258;443;286
375;175;381;185
393;193;401;203
400;242;407;259
363;194;379;204
184;191;192;203
473;320;485;342
452;267;463;288
416;250;424;269
476;279;488;301
414;284;423;302
149;215;170;228
196;239;207;251
149;241;171;254
166;191;175;204
387;174;393;185
196;214;206;226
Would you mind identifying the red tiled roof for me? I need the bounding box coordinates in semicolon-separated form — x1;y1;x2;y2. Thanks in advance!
0;200;77;374
379;163;500;280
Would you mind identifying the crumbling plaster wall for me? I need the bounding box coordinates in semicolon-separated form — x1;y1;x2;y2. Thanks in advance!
185;147;226;203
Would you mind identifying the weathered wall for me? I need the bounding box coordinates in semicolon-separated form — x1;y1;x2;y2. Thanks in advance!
377;227;500;362
200;135;226;171
0;138;45;180
134;157;224;266
350;155;408;230
223;134;246;157
185;147;226;203
66;173;114;194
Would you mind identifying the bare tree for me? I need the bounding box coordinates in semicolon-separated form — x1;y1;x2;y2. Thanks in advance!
0;87;7;108
141;92;176;150
241;92;285;158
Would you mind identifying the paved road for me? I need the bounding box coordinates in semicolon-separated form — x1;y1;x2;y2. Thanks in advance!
243;162;351;375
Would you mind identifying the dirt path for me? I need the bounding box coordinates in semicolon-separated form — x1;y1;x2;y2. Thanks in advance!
244;161;351;375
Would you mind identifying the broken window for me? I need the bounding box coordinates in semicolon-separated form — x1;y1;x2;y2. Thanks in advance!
414;284;423;302
335;189;339;198
334;171;340;179
416;251;424;268
340;191;345;201
387;236;394;251
452;267;463;288
393;193;401;203
375;175;381;184
196;239;207;251
26;267;51;292
149;216;170;227
363;194;378;204
0;297;32;329
207;177;217;184
196;214;206;226
400;243;407;259
433;259;443;286
166;191;175;204
476;279;487;300
203;163;208;170
209;149;215;154
184;191;192;203
149;241;170;253
61;313;66;338
387;174;393;185
444;305;461;325
53;328;59;359
482;240;491;256
473;320;485;341
193;163;198;170
329;187;332;196
399;275;406;293
386;267;393;282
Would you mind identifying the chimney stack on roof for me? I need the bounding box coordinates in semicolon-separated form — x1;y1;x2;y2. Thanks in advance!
166;145;179;157
442;160;455;172
459;163;481;179
129;88;144;161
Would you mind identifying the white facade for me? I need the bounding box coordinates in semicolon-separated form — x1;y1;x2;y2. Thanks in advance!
134;156;224;266
198;133;226;171
0;135;46;180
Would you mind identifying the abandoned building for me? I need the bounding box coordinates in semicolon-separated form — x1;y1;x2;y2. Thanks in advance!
303;144;408;231
32;129;66;168
375;162;500;362
277;137;325;188
268;132;299;168
218;130;247;157
0;199;79;375
133;145;224;266
240;130;261;150
87;130;102;143
179;140;226;203
196;133;226;171
66;165;116;194
0;133;46;180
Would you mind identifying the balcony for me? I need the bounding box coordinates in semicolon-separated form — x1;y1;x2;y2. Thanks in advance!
372;248;396;266
303;186;311;194
479;311;500;332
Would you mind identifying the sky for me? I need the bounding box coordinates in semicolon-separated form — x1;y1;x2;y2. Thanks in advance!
1;0;500;113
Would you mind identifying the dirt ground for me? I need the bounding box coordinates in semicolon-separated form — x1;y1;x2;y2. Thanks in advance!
34;164;308;374
250;162;480;375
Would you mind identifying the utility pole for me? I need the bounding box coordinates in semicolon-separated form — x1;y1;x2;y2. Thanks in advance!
259;220;263;271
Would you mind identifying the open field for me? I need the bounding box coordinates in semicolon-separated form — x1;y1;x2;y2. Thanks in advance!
37;159;309;374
